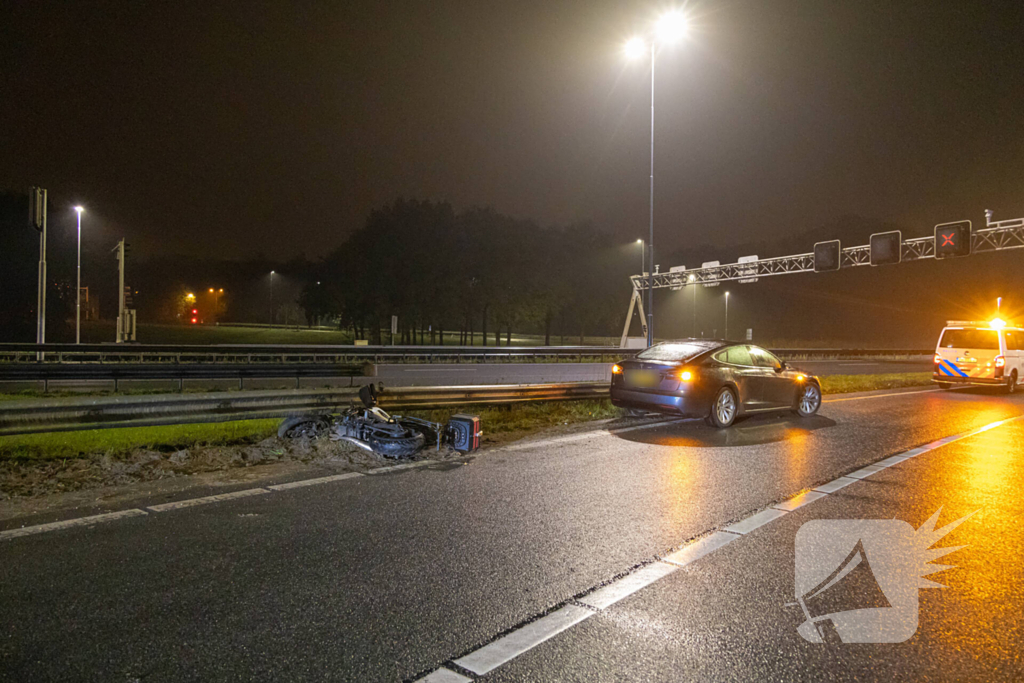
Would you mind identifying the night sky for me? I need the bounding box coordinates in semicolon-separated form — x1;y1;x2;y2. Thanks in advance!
2;0;1022;261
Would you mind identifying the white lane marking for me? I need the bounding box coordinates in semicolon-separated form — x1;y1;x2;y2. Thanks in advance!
454;604;594;675
578;561;678;610
724;508;788;535
267;472;363;491
0;509;148;541
874;455;911;468
503;419;685;452
773;490;828;511
813;477;859;494
147;487;270;512
823;388;938;403
846;465;885;480
368;460;436;474
662;531;739;567
414;668;473;683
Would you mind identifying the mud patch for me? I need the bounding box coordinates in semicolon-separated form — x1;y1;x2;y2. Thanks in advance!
0;436;441;500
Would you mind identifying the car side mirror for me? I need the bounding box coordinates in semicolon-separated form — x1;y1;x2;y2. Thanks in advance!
776;362;787;373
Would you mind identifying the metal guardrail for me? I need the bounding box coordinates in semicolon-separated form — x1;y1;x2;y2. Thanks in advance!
0;342;930;367
0;383;611;437
0;343;628;366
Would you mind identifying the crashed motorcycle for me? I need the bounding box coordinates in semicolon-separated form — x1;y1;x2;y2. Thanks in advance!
277;384;481;458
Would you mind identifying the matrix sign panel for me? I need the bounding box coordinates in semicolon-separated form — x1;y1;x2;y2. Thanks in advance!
813;240;841;272
869;231;902;266
934;220;972;259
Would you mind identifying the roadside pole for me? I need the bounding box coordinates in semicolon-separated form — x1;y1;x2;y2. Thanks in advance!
30;188;48;358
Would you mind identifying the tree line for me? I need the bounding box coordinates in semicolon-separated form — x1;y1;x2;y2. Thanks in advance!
299;199;630;344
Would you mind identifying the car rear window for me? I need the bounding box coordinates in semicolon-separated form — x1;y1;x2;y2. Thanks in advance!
637;342;715;362
939;329;1000;350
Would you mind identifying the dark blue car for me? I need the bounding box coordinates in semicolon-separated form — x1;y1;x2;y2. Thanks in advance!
610;340;822;428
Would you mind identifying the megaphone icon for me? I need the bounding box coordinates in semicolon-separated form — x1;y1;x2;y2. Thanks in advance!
795;538;892;643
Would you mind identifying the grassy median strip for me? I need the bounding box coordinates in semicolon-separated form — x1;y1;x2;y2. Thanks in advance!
0;419;281;461
0;373;934;462
818;372;932;394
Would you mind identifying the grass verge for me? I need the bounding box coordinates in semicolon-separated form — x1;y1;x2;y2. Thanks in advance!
819;372;932;394
0;420;280;461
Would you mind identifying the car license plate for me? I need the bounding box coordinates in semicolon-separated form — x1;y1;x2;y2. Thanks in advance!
626;370;659;388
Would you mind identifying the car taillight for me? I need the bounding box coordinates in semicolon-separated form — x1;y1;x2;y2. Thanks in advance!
612;364;623;375
995;356;1006;368
933;353;941;364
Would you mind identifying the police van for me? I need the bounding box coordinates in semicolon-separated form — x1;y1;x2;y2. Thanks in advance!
933;320;1023;393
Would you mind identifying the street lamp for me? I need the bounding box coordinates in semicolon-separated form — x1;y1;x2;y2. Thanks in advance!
269;271;276;325
74;206;84;344
636;239;645;275
688;273;697;337
724;291;730;340
623;10;689;346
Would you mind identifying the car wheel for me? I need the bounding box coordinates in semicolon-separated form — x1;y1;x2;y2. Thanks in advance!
794;382;822;417
937;382;952;390
1006;371;1018;395
708;387;738;428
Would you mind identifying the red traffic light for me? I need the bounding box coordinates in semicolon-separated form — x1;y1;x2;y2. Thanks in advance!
191;309;198;315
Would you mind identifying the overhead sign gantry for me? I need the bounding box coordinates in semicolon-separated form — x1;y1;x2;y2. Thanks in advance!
620;210;1024;347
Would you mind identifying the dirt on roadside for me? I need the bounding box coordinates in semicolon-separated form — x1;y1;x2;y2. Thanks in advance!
0;436;401;501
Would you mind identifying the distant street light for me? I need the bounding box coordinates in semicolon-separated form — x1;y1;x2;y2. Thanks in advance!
209;288;223;321
725;291;730;340
269;271;276;325
623;9;689;346
636;239;645;275
74;206;84;344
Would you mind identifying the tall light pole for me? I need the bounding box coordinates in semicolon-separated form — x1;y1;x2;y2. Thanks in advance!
636;239;645;274
74;206;84;344
269;271;276;325
724;291;730;340
624;10;688;346
689;273;696;337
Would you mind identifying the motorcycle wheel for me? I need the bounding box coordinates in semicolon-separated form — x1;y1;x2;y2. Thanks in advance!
368;431;426;459
278;416;331;439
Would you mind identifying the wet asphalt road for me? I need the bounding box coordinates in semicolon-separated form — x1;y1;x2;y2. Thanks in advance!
1;386;1021;681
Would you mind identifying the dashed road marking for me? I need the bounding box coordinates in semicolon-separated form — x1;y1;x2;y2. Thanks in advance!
414;668;473;682
147;487;270;512
454;604;595;675
0;509;148;541
846;464;886;479
725;508;789;535
662;531;738;567
773;490;828;511
578;561;678;610
813;476;859;494
367;460;436;474
267;472;363;490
